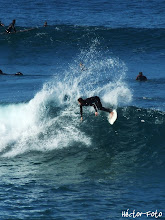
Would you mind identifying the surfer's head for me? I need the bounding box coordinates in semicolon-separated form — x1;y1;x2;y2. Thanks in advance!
139;72;143;76
78;97;84;105
13;19;16;24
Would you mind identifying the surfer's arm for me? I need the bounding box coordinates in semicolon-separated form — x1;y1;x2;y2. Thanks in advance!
91;104;98;116
80;105;83;120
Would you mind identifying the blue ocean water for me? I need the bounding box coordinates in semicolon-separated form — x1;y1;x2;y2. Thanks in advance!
0;0;165;219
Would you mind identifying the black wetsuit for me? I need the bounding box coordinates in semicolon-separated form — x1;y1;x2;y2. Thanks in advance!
79;96;112;117
136;75;147;81
6;23;16;33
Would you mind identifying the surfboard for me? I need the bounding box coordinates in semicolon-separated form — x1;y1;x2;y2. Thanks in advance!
0;27;37;35
16;28;37;33
108;109;117;125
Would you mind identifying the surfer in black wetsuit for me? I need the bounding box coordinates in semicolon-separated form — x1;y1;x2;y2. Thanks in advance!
78;96;113;121
136;72;147;81
6;19;16;33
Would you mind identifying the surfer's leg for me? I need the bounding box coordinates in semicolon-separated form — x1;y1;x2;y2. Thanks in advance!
95;96;112;113
94;96;102;108
100;106;112;113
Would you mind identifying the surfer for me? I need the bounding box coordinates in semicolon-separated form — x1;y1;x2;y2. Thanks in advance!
78;96;113;121
6;19;16;33
0;70;23;76
15;72;23;76
136;72;147;81
80;62;86;71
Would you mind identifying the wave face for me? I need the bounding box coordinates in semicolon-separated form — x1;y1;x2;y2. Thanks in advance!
1;103;164;170
1;26;165;51
1;26;165;87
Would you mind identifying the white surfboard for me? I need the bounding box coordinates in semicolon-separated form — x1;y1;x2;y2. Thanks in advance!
108;109;117;125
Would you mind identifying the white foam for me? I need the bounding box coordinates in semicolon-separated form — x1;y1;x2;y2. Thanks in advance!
102;82;132;107
0;86;91;157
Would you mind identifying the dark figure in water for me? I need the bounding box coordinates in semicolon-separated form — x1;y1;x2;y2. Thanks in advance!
0;21;4;27
15;72;23;76
44;21;48;27
79;62;86;71
6;19;16;33
136;72;147;81
0;70;23;76
78;96;113;121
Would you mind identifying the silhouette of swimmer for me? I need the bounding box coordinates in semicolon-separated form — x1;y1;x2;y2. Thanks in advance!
136;72;147;81
15;72;23;76
0;70;23;76
6;19;16;33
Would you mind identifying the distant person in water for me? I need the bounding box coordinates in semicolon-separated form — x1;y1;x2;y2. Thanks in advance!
136;72;147;81
44;21;48;27
0;70;23;76
6;19;16;33
15;72;23;76
79;62;86;71
78;96;113;121
0;21;4;27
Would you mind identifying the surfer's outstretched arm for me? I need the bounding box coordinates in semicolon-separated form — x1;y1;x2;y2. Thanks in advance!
80;105;83;121
91;104;98;116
